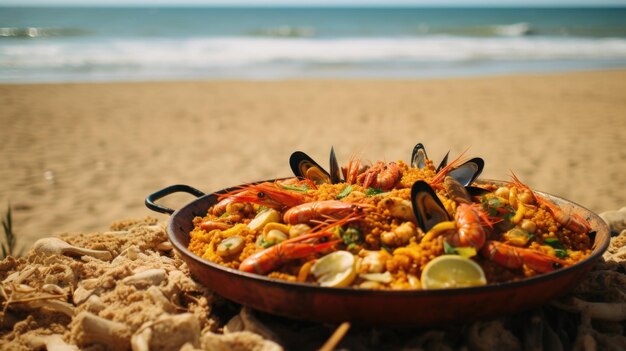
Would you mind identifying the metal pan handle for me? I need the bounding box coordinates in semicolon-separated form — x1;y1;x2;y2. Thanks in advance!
145;184;205;215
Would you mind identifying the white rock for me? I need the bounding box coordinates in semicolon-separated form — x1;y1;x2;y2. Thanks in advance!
32;237;112;261
122;268;167;288
70;311;131;350
599;208;626;233
28;334;79;351
132;313;200;351
26;298;74;317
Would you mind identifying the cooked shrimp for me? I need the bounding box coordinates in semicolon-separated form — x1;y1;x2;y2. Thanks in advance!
481;240;567;273
283;200;370;225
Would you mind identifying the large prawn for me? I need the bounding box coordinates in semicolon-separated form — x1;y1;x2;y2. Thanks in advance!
481;240;567;273
510;173;591;234
212;180;310;215
342;155;401;191
283;199;371;225
422;202;492;250
421;201;565;273
343;154;363;184
357;161;401;190
239;215;356;275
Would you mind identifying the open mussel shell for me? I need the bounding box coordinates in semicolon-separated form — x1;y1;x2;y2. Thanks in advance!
436;151;449;173
411;143;428;169
411;180;451;233
466;186;490;197
289;151;332;185
447;157;484;186
329;146;342;184
411;143;450;173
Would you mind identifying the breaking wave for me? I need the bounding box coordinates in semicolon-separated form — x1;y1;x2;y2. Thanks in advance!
0;26;88;38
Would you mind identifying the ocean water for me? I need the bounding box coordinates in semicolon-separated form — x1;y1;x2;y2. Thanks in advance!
1;6;626;82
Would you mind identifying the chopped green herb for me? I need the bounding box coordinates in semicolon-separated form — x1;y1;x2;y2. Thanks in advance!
543;238;568;258
444;241;456;255
443;241;477;258
336;185;353;199
483;196;503;208
544;238;564;249
256;236;275;248
365;187;384;196
555;249;568;259
455;247;477;259
332;226;344;238
341;227;363;246
482;196;514;220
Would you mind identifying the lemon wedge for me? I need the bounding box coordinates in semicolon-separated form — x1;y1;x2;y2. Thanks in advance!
247;208;280;231
311;251;357;288
421;255;487;290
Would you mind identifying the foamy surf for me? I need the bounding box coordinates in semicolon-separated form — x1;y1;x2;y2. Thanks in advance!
3;36;626;67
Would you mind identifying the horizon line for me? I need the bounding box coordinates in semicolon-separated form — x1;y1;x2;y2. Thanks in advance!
2;3;626;7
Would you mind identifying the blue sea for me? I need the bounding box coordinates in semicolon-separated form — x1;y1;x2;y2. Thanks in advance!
1;6;626;82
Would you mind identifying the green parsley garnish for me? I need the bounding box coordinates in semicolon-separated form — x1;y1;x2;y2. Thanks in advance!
482;196;514;220
256;236;275;248
554;249;568;259
443;241;477;258
544;238;564;249
341;227;363;246
365;187;384;196
336;185;353;199
544;238;568;258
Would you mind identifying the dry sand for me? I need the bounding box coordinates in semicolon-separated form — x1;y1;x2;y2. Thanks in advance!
1;70;625;250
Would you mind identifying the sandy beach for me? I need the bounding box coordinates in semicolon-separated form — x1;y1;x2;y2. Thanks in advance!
1;70;625;250
1;70;626;350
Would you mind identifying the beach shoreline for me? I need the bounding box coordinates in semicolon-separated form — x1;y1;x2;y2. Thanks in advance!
1;70;625;250
3;6;626;83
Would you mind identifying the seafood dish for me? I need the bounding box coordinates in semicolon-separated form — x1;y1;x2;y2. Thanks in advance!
187;144;594;290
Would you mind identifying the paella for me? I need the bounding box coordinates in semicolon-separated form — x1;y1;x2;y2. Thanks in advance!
187;144;594;290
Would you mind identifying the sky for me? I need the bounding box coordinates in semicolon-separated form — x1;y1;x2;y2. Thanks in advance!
1;0;626;6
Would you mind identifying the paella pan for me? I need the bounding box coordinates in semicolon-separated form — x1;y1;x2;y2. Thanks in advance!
146;144;609;325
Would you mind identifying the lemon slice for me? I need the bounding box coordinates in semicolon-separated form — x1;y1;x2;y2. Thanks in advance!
311;251;356;288
247;208;280;231
421;255;487;289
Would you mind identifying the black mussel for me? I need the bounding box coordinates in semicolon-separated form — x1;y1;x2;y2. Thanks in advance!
447;157;484;186
289;151;331;185
466;186;490;197
411;180;451;233
411;143;428;169
329;146;342;184
436;150;450;173
411;143;450;172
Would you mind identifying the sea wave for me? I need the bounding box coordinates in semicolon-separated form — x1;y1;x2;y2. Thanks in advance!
0;26;88;38
427;23;534;37
2;36;626;81
493;23;534;37
248;26;316;38
2;36;625;67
